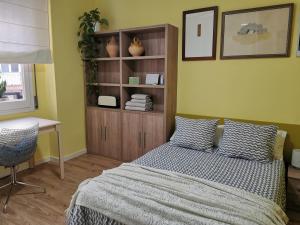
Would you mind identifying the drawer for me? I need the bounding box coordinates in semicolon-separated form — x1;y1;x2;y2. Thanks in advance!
287;178;300;211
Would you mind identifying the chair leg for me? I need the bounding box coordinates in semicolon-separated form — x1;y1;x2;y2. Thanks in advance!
0;182;12;191
16;181;46;193
3;184;13;213
1;166;46;213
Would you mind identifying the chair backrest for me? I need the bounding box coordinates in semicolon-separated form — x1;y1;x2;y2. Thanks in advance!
0;123;39;167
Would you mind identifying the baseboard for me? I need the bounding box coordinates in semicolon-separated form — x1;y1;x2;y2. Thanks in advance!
0;157;50;179
0;148;87;178
49;148;87;164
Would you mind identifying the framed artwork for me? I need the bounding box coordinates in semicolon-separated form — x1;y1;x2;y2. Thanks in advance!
182;6;218;61
221;4;294;59
297;20;300;57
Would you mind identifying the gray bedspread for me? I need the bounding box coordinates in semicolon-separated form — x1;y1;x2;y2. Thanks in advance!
68;143;286;225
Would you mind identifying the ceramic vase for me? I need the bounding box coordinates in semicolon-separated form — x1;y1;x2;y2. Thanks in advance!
128;37;144;57
106;36;119;57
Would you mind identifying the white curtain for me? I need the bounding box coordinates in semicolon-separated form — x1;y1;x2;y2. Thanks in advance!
0;0;52;64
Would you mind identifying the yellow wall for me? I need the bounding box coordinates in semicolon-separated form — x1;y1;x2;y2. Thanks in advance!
95;0;300;126
50;0;94;156
0;0;94;175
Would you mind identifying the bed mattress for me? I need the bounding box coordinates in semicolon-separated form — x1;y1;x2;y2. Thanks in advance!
68;143;286;225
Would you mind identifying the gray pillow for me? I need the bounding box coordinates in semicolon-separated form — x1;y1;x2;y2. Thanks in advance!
218;120;278;162
170;116;218;151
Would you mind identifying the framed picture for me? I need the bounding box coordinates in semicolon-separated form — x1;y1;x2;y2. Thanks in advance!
298;35;300;57
221;4;294;59
182;6;218;61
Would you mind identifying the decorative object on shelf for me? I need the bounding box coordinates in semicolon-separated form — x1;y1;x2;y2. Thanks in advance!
106;36;119;57
98;96;119;108
145;74;160;85
128;37;145;57
221;4;294;59
125;94;153;112
182;6;218;61
160;75;164;85
292;149;300;169
0;75;7;99
77;8;109;58
128;76;140;85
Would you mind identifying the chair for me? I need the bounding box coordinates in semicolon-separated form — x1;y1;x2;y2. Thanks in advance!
0;123;45;213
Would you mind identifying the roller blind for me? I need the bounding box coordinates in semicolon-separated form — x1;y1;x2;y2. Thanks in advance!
0;0;52;64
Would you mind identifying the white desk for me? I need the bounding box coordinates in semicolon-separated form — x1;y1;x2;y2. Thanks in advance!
0;117;64;179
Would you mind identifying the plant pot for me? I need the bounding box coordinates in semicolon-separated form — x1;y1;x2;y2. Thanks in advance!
94;22;101;32
128;37;144;57
106;36;119;57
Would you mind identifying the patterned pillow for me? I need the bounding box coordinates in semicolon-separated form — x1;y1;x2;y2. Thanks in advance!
218;120;278;162
170;116;218;151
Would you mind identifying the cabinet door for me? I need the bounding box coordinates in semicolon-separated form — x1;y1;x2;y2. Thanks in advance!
103;110;122;160
142;114;164;154
122;112;143;161
86;107;104;154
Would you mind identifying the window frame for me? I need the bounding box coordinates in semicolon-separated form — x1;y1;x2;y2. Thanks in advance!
0;64;35;115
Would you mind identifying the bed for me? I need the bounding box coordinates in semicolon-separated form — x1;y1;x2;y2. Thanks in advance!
67;142;287;225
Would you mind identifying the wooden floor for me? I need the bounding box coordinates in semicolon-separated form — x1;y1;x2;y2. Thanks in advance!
0;154;122;225
0;154;299;225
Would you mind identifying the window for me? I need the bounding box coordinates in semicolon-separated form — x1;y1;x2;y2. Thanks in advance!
0;64;35;115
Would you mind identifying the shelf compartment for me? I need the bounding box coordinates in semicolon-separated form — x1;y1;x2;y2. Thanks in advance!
121;27;165;57
122;87;164;113
85;60;120;84
122;84;164;89
96;60;120;84
93;32;120;58
86;85;120;108
122;58;164;85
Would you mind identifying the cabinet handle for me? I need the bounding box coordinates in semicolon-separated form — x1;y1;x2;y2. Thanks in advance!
101;126;103;140
144;132;146;149
104;127;107;141
139;132;142;148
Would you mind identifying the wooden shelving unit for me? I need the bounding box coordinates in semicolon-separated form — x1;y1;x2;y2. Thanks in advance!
84;24;178;161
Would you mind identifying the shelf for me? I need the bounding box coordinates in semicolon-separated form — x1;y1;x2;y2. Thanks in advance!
122;84;164;89
87;106;121;112
93;30;119;36
87;83;120;87
122;55;165;60
122;109;163;115
84;57;120;61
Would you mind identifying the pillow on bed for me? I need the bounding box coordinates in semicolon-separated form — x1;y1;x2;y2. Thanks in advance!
273;130;287;160
170;116;218;151
218;120;278;162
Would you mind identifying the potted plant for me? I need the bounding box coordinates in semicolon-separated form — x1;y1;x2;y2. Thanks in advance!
0;75;7;100
77;8;108;58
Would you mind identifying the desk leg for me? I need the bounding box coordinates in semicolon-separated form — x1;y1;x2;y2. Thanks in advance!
29;157;35;169
56;125;64;179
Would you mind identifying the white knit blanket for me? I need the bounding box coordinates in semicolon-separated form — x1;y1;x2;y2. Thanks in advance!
67;163;288;225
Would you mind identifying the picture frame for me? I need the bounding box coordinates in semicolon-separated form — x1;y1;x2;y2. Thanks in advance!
220;4;294;59
297;19;300;57
182;6;218;61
